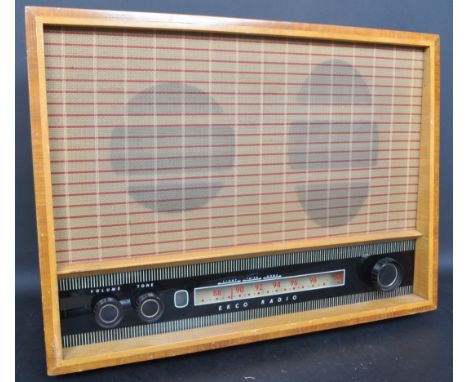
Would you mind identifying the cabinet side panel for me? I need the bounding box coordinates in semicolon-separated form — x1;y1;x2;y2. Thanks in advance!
26;9;63;373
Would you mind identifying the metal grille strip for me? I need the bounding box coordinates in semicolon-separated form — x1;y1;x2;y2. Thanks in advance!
59;240;415;291
62;285;412;347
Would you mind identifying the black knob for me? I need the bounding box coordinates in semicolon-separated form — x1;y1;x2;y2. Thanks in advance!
371;258;403;292
135;292;163;323
94;297;123;329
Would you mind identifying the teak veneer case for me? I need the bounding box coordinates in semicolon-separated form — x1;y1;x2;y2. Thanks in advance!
25;6;439;375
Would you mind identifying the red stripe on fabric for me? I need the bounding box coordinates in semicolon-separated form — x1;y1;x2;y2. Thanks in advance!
50;157;419;187
54;183;418;212
48;111;422;117
49;149;420;175
47;101;423;107
54;190;418;225
46;90;424;98
46;78;423;91
56;204;417;243
46;65;423;81
48;122;421;130
53;176;419;210
51;165;419;198
44;53;424;71
49;131;420;143
50;141;419;164
55;215;417;254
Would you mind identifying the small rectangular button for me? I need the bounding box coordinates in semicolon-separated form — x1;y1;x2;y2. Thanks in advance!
174;290;189;308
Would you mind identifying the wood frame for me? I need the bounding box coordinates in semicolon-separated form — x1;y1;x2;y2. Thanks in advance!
25;6;439;375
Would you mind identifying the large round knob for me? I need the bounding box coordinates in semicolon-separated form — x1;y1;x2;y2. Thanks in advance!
135;292;163;323
94;297;123;329
371;258;403;292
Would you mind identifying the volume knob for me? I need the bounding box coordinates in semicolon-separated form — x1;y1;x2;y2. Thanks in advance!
371;258;403;292
94;297;123;329
136;292;163;323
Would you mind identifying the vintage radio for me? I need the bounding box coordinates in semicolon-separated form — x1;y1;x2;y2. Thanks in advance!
25;7;439;375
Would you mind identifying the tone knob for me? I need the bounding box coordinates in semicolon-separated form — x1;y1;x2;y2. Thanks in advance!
135;292;163;323
371;258;403;292
94;297;123;329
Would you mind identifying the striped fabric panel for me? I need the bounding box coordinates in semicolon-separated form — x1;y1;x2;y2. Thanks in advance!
44;27;423;264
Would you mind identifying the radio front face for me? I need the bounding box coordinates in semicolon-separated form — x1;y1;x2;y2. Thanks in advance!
26;7;439;375
46;24;422;348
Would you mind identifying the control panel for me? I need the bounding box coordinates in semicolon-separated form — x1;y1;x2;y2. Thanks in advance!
59;249;414;339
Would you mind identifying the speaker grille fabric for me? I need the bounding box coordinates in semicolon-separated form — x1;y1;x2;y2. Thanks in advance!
44;27;423;264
